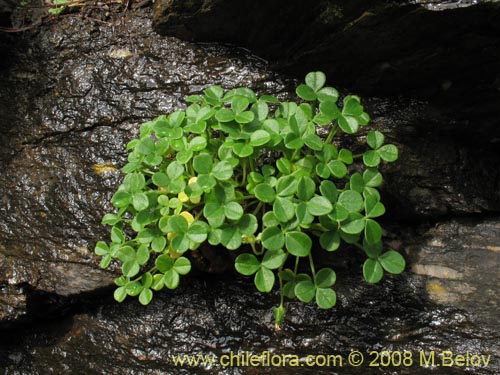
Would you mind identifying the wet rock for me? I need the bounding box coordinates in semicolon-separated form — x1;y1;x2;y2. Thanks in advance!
0;8;288;324
0;218;499;374
153;0;500;145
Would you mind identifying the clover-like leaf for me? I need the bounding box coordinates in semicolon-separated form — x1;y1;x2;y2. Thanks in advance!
315;268;336;288
294;280;316;303
262;249;288;270
305;71;326;92
255;183;276;203
235;253;260;275
285;231;312;257
315;288;337;309
363;258;383;283
378;144;399;162
261;226;285;251
254;267;275;293
367;130;384;149
307;196;333;216
378;251;405;274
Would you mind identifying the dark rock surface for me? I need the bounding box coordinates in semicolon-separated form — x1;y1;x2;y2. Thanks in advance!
0;218;498;374
153;0;500;145
0;4;499;375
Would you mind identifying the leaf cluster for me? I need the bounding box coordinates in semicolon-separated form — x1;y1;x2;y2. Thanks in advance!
95;72;404;327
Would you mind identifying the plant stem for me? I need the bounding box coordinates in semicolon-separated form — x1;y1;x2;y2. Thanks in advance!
308;252;316;279
325;123;339;144
252;201;264;216
293;255;300;274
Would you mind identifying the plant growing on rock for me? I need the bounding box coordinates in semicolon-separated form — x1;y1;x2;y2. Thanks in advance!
95;72;404;328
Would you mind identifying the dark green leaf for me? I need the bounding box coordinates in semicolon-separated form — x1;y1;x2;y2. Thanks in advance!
297;176;316;201
319;180;338;203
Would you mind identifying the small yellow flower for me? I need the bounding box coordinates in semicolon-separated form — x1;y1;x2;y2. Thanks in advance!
180;211;195;224
178;191;189;202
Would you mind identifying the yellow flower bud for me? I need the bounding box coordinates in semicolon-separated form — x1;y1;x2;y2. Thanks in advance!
188;176;198;185
178;191;189;202
180;211;195;224
190;196;201;204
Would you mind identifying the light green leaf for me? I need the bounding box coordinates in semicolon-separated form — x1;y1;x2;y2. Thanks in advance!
378;251;406;274
138;288;153;305
254;183;276;203
250;130;271;146
307;195;333;216
235;253;260;275
294;280;316;303
305;71;326;92
363;258;383;283
261;226;285;251
261;249;287;270
378;144;399;162
365;219;382;244
337;190;364;212
285;231;312;257
296;84;317;101
273;197;295;222
173;257;192;275
315;287;337;309
254;267;275;293
367;130;385;149
315;268;336;288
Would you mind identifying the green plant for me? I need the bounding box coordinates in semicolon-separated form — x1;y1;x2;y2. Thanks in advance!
95;72;404;328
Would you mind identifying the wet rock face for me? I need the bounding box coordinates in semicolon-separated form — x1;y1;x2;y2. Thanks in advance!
0;5;499;375
0;219;499;375
0;8;293;324
153;0;500;145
